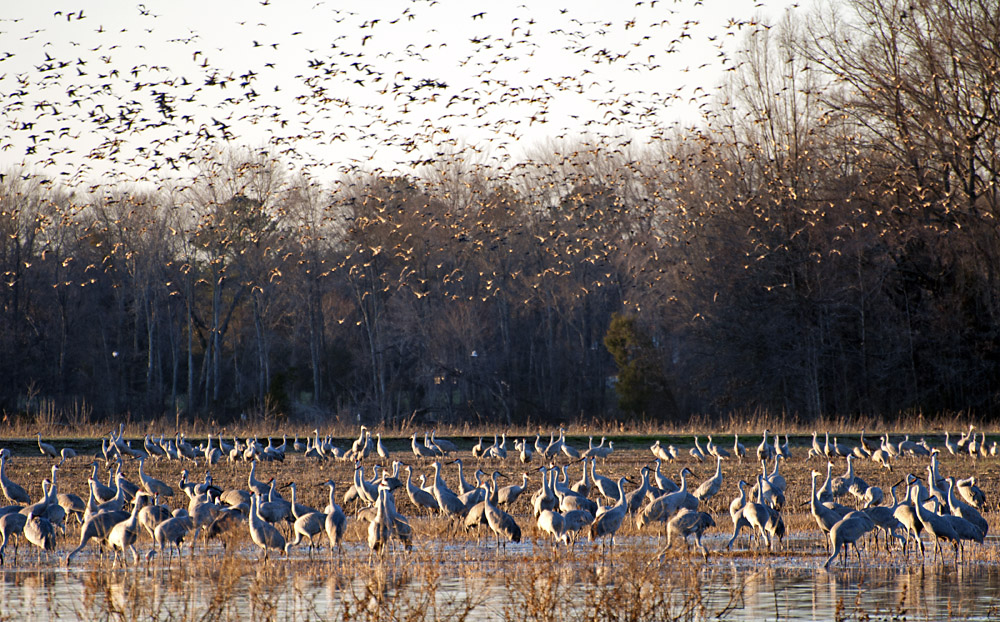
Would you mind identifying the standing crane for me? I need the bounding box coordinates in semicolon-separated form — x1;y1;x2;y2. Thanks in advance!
248;493;286;561
321;480;347;555
589;476;632;551
107;493;149;567
36;434;58;459
137;457;174;498
482;480;520;551
0;454;31;505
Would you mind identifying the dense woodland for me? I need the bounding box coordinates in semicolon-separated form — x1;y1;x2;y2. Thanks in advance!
2;0;999;426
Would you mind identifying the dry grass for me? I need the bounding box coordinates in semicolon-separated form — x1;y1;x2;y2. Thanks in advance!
1;406;994;440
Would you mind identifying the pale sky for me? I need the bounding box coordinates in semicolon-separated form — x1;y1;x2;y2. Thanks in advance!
0;0;805;187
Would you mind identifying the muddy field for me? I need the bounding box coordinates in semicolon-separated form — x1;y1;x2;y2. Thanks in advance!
1;431;999;621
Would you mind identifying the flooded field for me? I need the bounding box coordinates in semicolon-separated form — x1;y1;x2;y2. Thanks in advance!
2;431;1000;620
3;542;1000;621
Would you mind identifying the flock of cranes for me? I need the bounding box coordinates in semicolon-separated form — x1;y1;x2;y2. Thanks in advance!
0;424;993;568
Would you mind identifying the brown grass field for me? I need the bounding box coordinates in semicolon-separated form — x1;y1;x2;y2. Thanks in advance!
1;426;999;621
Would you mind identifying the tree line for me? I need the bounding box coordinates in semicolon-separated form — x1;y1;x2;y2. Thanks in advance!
1;0;997;426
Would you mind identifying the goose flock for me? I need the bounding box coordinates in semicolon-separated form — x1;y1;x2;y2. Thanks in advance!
0;423;993;568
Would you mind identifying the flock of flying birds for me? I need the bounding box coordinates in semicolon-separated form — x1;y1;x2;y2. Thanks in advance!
0;423;992;568
1;1;778;184
0;1;812;336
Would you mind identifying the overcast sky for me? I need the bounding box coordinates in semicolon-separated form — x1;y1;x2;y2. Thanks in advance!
0;0;805;187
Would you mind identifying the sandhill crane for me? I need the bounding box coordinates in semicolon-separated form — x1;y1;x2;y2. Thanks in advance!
892;476;925;558
809;470;842;550
498;472;530;508
286;483;325;557
411;433;437;460
824;511;876;568
967;432;981;458
694;456;723;504
458;470;490;511
249;493;286;561
729;480;749;530
955;476;985;510
756;430;774;463
853;430;872;460
650;440;673;463
349;462;379;507
471;437;485;459
810;431;823;459
592;461;621;503
531;466;557;518
22;477;65;532
138;494;173;541
863;485;884;507
561;509;594;545
56;485;85;525
375;433;390;460
570;459;592;496
777;434;791;460
58;447;77;465
488;433;509;460
137;457;174;498
257;480;291;526
831;436;850;458
155;510;194;559
651;459;678;494
665;508;715;559
321;480;347;554
831;455;860;498
430;461;466;520
733;435;746;462
86;473;128;521
483;480;520;551
689;436;705;462
944;477;987;539
204;435;223;464
36;433;58;459
219;488;250;509
636;467;697;530
66;508;130;565
179;469;199;498
558;488;599;516
464;475;499;535
589;476;631;551
366;484;393;560
911;482;959;561
706;435;730;460
624;466;654;515
537;509;566;544
543;432;562;460
560;432;580;460
765;456;787;493
404;465;438;514
861;480;906;551
0;511;27;565
431;431;458;454
944;431;958;455
753;462;785;510
423;432;444;457
871;445;893;472
0;455;31;504
107;493;149;567
729;475;780;550
450;459;476;495
516;438;534;463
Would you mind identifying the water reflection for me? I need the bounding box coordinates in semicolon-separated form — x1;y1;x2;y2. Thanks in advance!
2;560;1000;620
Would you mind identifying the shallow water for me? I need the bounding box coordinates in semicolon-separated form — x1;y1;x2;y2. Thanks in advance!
3;541;1000;621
